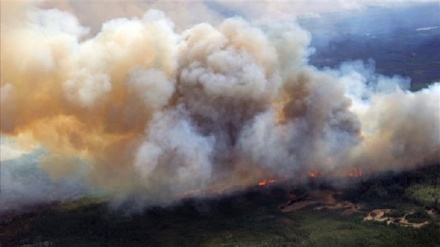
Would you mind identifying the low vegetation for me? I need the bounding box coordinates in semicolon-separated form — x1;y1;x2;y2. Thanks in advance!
1;165;440;247
405;209;431;224
406;184;440;209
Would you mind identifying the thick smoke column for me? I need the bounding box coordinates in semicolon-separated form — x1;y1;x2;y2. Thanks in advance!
1;1;439;209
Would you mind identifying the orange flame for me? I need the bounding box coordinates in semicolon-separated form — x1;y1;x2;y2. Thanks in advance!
308;170;319;178
347;168;363;178
258;168;363;186
258;178;277;186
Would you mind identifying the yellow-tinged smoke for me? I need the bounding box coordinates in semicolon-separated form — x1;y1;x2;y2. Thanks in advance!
1;1;439;208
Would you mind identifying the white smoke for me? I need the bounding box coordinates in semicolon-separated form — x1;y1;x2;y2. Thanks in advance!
1;0;439;210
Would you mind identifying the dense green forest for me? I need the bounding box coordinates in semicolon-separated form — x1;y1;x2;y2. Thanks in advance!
1;165;440;246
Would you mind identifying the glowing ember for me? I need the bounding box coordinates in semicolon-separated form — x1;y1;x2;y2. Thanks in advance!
258;178;277;186
258;168;363;186
347;168;363;178
308;170;319;178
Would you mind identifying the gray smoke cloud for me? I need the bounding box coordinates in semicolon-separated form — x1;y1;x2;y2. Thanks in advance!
1;0;439;211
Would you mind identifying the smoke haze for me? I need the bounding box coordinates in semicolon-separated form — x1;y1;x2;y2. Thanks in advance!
1;0;439;211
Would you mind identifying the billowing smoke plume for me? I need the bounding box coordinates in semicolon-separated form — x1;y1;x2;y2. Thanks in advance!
1;1;439;210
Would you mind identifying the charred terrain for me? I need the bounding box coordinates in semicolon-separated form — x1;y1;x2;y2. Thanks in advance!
1;164;440;247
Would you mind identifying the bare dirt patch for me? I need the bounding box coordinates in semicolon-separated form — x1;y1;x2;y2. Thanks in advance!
363;209;430;228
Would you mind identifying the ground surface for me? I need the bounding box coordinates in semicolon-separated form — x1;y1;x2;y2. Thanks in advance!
1;165;440;247
301;3;440;90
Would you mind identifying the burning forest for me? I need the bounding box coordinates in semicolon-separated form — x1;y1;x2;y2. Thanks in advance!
1;0;440;212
